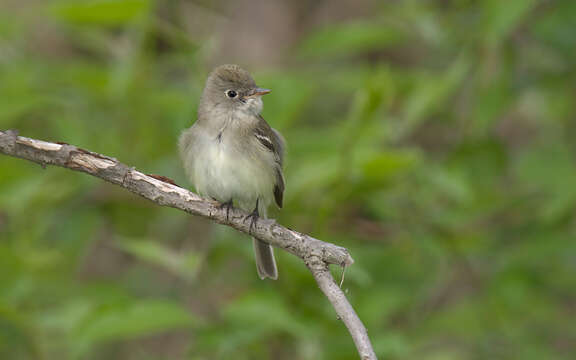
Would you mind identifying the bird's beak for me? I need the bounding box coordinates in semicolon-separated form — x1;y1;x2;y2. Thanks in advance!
254;87;271;96
245;87;271;98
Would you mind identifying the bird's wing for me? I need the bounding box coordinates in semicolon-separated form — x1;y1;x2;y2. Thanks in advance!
255;115;285;208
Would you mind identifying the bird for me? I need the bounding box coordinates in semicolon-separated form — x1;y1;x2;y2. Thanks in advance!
178;64;285;280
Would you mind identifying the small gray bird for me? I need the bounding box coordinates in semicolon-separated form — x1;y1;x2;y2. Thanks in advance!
179;64;285;280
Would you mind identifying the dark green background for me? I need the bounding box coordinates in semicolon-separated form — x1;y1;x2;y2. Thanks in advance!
1;0;575;359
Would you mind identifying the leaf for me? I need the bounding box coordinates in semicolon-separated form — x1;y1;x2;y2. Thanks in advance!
359;151;418;191
482;0;537;45
53;0;150;26
515;143;576;222
0;303;40;359
117;239;201;281
398;55;469;138
299;22;401;57
222;292;309;336
72;300;194;356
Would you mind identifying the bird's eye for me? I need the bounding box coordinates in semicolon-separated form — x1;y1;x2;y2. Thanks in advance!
226;90;237;98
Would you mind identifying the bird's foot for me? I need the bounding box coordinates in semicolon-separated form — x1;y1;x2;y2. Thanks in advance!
218;199;234;222
244;200;260;234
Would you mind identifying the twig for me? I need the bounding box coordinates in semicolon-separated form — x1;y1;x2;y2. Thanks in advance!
0;130;377;360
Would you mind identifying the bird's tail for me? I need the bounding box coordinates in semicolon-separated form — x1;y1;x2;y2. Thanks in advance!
249;205;277;280
253;237;278;280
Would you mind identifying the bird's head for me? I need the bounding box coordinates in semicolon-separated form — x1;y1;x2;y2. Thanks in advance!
200;64;270;116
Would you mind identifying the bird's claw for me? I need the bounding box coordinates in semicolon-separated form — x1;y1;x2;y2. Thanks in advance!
218;199;233;222
244;209;259;235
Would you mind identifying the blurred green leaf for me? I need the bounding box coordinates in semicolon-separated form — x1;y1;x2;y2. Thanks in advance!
117;239;201;281
54;0;150;26
482;0;537;45
355;150;418;193
0;303;39;359
515;142;576;222
299;22;402;57
72;300;194;355
223;292;310;336
398;55;469;138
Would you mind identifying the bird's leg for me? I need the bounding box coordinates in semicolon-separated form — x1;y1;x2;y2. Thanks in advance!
244;198;260;234
217;199;234;222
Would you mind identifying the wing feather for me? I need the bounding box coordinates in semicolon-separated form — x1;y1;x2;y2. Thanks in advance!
255;116;285;208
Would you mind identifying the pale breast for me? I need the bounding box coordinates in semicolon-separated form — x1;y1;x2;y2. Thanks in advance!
191;128;276;212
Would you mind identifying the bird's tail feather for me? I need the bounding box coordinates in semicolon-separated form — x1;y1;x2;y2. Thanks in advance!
253;237;278;280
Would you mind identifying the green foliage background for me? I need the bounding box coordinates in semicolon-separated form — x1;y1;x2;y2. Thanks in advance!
1;0;575;359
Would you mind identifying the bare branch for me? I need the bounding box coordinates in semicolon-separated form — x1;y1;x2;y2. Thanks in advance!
307;258;377;360
0;130;377;360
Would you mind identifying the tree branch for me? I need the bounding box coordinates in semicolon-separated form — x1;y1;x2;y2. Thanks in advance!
0;129;377;360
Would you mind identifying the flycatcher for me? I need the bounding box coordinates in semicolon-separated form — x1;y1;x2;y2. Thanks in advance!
179;64;285;280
